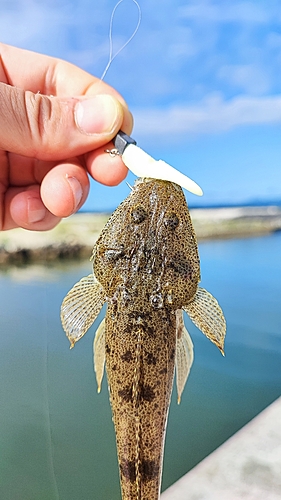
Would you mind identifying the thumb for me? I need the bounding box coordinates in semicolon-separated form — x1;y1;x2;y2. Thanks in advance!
0;82;124;160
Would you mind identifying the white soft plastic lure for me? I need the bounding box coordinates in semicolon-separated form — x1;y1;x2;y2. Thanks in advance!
112;131;203;196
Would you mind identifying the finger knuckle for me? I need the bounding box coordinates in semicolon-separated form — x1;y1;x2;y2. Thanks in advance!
25;92;59;157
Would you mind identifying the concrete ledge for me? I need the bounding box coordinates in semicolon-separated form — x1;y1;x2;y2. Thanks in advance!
161;397;281;500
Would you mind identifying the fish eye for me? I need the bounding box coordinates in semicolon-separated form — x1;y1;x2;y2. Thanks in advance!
131;205;148;224
164;212;179;230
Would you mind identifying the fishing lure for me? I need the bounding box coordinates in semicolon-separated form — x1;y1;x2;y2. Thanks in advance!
61;137;226;499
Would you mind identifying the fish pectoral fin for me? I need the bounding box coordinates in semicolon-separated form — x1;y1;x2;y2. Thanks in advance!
176;310;194;404
93;318;106;393
61;274;106;348
183;287;226;355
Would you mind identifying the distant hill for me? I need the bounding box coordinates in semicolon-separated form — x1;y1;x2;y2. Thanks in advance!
188;198;281;210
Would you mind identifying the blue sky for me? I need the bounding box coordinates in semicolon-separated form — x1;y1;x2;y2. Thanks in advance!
1;0;281;209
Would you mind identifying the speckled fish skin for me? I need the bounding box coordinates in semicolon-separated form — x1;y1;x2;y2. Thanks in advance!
92;179;200;500
61;178;226;500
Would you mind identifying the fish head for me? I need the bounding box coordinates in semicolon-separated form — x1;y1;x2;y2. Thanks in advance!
93;178;201;310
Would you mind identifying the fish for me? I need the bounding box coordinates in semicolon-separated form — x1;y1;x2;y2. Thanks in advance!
61;177;226;500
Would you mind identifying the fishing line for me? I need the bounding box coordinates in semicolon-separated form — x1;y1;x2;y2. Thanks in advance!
100;0;142;81
43;283;60;500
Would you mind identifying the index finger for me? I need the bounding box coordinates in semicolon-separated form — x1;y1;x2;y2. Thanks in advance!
0;43;127;103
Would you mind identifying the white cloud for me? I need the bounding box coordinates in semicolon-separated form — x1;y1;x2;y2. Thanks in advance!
0;0;107;57
179;1;275;25
133;93;281;139
1;0;281;118
218;64;272;94
266;31;281;67
0;1;66;45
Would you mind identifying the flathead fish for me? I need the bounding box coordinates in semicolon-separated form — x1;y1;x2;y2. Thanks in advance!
61;178;226;500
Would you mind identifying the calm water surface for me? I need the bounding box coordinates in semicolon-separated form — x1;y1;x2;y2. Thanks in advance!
0;233;280;500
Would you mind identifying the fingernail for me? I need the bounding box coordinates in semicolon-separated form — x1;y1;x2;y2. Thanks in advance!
75;95;120;135
27;196;46;224
66;176;83;212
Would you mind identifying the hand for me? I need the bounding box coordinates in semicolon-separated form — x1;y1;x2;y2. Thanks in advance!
0;43;133;231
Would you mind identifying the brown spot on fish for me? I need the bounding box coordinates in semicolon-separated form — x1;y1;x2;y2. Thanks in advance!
164;212;179;230
118;382;155;404
140;460;159;482
170;256;191;278
145;352;157;365
140;384;155;402
121;350;133;362
146;326;155;337
118;386;132;402
120;460;136;483
120;459;159;484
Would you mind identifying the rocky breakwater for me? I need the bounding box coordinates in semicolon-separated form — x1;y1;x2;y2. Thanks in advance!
0;213;108;266
0;206;280;266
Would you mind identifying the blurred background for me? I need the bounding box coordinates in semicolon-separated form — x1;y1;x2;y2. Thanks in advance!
0;0;281;210
0;1;280;499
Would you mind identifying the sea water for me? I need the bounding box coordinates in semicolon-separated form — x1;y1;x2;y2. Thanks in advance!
0;232;280;500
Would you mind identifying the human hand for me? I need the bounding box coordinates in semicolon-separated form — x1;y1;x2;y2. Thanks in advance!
0;43;133;231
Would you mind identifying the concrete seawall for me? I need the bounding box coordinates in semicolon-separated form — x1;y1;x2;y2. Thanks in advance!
162;397;281;500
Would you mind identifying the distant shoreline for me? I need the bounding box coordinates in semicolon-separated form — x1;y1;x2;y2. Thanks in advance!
0;206;280;266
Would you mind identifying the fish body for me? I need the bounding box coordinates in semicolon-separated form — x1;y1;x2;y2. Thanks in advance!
105;306;176;499
61;178;226;500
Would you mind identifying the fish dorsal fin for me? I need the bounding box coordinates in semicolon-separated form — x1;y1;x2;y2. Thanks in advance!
183;287;226;354
175;310;194;404
61;274;106;348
